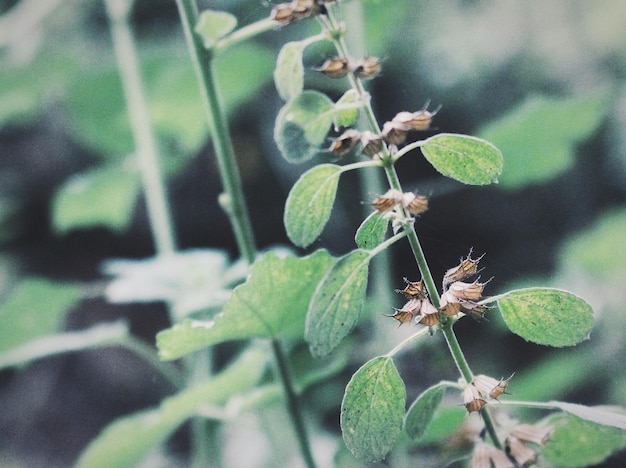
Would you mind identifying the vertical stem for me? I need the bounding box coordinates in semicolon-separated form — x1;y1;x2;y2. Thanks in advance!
175;0;256;265
105;0;177;257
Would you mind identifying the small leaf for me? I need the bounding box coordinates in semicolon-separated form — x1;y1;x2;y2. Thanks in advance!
421;133;503;185
284;164;342;248
274;41;306;101
52;164;140;234
306;250;371;357
479;89;613;189
157;250;334;360
355;211;388;249
333;89;360;128
274;90;334;163
0;278;82;353
542;413;626;468
194;10;237;49
341;356;406;462
548;402;626;430
77;346;267;468
404;384;447;441
496;288;594;347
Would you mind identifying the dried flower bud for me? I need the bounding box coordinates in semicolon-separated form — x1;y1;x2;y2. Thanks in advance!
443;250;484;286
390;111;417;131
329;129;360;156
353;56;382;79
472;374;513;400
472;440;515;468
440;291;462;317
382;121;408;145
506;435;538;466
417;299;439;327
317;57;349;78
463;383;486;413
292;0;321;18
372;188;403;212
465;303;489;321
360;130;384;158
395;277;426;299
401;192;428;215
509;423;553;447
271;3;297;24
385;309;414;325
448;280;486;301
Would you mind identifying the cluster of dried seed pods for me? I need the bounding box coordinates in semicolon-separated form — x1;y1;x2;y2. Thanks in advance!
270;0;333;25
463;374;513;413
386;278;437;326
317;56;382;80
329;128;384;158
372;189;428;216
440;250;490;321
381;102;441;145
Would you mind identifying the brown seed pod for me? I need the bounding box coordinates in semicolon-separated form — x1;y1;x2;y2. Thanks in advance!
353;56;382;79
440;291;462;317
472;374;513;400
292;0;320;18
382;121;408;145
317;57;349;78
464;303;489;321
395;277;426;299
270;4;297;24
401;192;429;215
463;384;486;413
329;129;360;156
372;188;403;212
443;250;484;286
385;309;414;325
359;130;384;158
448;280;486;301
417;299;439;327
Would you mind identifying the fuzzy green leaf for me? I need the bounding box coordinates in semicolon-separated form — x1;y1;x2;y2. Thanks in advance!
421;133;503;185
274;41;305;101
542;413;626;468
355;211;388;249
341;356;406;462
194;10;237;49
404;384;447;442
548;402;626;430
77;346;267;468
334;89;360;128
52;164;140;234
0;278;82;353
496;288;594;347
479;89;612;189
306;250;371;357
157;250;334;360
274;91;334;163
284;164;342;248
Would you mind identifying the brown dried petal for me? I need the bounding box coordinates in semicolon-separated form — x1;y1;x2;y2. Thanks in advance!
372;188;403;212
395;277;426;299
318;57;349;78
382;121;408;145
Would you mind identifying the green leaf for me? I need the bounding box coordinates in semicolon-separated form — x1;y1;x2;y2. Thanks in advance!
542;414;626;468
194;10;237;49
77;346;267;468
421;133;503;185
284;163;342;248
274;41;306;101
157;250;334;360
274;90;334;163
404;384;447;442
333;89;360;128
479;89;613;188
418;406;467;446
355;211;388;249
306;250;371;357
496;288;594;347
548;402;626;430
0;278;82;353
341;356;406;462
52;164;140;233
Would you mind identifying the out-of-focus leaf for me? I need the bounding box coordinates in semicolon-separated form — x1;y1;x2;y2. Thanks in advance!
77;345;268;468
333;89;360;128
496;288;594;347
157;250;334;360
542;413;626;468
274;40;306;101
194;10;237;49
274;90;334;163
547;402;626;429
52;163;140;233
306;250;371;357
0;278;82;353
355;211;388;249
341;356;406;462
420;133;503;185
479;89;612;188
284;164;342;248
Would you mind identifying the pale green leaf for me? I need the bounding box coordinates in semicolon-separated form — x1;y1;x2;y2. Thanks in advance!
421;133;503;185
77;346;267;468
355;211;388;250
418;407;467;446
0;278;82;353
341;356;406;462
496;288;594;347
548;402;626;429
284;164;342;248
542;414;626;468
274;41;305;101
194;10;237;49
306;250;371;357
479;89;612;188
404;384;446;442
157;250;334;360
274;91;334;163
333;89;360;128
52;164;140;234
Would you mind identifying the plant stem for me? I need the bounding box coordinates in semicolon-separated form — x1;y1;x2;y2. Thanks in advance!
176;0;256;265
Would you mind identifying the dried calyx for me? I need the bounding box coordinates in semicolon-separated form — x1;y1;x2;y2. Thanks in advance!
270;0;330;25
